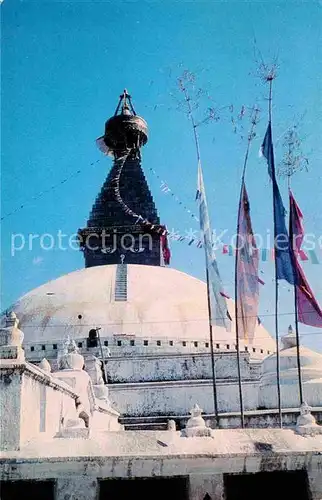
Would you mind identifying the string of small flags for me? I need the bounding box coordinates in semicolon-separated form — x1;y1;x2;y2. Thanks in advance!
112;152;169;236
1;159;101;221
148;167;199;223
167;232;320;264
221;244;320;263
167;228;204;248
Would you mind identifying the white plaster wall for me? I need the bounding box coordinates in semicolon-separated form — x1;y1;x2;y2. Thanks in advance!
259;379;322;409
19;372;77;447
24;340;270;368
108;380;259;416
104;352;261;383
1;451;321;500
20;374;41;445
0;371;22;451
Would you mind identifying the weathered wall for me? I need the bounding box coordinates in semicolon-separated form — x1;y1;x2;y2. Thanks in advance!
108;379;259;416
0;370;22;450
20;370;77;447
1;451;321;500
0;361;78;451
23;340;270;365
218;408;322;428
259;379;322;410
103;352;261;383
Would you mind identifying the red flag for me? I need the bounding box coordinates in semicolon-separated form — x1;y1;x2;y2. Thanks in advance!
236;184;260;341
289;191;308;261
296;265;322;327
160;227;171;265
289;192;322;328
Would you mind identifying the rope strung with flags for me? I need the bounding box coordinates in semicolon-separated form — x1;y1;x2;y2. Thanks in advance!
1;159;102;221
110;150;171;264
167;230;321;264
111;151;168;234
148;167;199;222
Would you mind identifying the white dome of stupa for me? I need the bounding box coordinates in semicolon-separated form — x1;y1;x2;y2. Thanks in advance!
259;326;322;409
2;264;275;355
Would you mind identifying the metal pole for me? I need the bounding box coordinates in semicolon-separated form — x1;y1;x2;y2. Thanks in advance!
294;286;304;404
182;84;219;425
289;192;304;405
235;188;245;428
234;292;245;428
268;79;283;428
234;110;259;429
274;277;282;427
96;327;108;384
206;266;220;427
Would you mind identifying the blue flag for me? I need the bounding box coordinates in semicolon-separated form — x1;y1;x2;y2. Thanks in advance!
261;123;297;285
197;161;231;330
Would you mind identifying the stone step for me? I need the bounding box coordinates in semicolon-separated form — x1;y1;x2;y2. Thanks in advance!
114;264;128;301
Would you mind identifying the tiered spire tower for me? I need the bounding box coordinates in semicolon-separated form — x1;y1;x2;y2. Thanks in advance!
78;90;163;267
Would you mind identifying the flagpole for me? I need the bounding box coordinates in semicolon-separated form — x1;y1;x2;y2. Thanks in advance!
268;78;283;428
182;85;219;427
289;190;304;406
235;190;246;430
206;265;220;427
294;285;304;404
234;110;258;428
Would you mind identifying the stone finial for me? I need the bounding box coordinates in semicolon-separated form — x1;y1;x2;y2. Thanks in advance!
1;311;23;346
182;404;212;438
39;358;51;372
0;311;25;360
63;337;79;354
296;402;322;436
58;338;84;371
187;404;206;427
6;311;19;328
281;326;297;350
167;419;176;431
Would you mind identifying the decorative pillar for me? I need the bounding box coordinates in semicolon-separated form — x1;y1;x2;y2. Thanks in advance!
182;404;212;437
296;402;322;436
54;339;96;438
0;312;25;450
0;311;25;361
167;419;176;431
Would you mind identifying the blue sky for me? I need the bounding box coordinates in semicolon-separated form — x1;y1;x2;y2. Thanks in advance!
2;0;322;351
